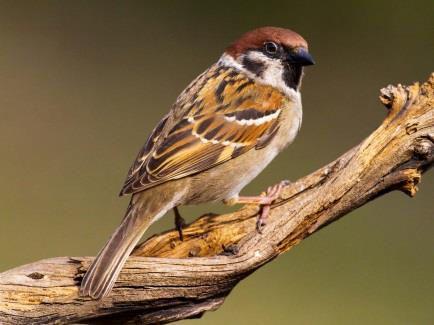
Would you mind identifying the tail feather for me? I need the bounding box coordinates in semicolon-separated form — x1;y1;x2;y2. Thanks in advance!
80;200;164;299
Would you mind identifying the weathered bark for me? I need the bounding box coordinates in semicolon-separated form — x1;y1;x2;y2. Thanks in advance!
0;74;433;324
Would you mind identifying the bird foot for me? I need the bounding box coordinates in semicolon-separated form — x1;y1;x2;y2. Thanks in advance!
256;180;289;233
173;207;186;241
234;180;290;233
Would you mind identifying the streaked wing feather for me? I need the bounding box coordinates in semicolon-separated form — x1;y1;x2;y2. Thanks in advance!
120;114;170;195
120;64;286;195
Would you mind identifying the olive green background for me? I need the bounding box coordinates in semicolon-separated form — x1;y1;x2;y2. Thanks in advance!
0;1;433;324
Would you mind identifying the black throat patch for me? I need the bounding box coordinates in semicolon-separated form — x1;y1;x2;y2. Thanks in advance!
282;63;303;91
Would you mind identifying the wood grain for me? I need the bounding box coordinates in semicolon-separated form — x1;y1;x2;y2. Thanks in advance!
0;74;433;324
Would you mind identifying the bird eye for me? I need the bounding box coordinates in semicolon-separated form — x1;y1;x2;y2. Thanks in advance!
264;42;278;55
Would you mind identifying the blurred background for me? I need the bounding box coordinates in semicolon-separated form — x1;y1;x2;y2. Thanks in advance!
0;1;433;324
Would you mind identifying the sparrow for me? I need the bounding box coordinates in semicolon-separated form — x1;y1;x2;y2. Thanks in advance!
80;26;314;299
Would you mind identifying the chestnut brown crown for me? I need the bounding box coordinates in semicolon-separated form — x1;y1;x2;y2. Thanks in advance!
226;26;308;58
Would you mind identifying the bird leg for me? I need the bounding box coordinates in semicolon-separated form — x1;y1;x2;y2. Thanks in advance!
225;180;290;233
173;206;186;241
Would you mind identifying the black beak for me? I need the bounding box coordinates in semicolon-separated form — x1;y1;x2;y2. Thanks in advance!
287;48;315;66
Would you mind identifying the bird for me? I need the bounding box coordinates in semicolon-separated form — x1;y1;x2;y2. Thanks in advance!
80;26;314;299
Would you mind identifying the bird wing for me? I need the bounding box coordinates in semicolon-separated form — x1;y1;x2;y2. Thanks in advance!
120;65;287;195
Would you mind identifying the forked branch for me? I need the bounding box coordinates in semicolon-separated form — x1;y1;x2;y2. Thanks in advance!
0;74;433;324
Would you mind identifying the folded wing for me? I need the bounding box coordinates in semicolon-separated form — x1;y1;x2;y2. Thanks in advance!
120;65;286;195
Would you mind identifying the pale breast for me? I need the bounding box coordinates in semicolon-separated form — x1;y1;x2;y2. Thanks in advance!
273;96;303;151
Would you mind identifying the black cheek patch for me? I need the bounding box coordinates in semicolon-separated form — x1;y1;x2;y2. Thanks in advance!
242;56;265;77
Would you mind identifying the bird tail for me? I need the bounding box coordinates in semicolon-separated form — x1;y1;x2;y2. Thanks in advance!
80;194;170;299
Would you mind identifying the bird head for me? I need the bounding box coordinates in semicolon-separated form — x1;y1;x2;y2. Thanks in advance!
223;27;314;94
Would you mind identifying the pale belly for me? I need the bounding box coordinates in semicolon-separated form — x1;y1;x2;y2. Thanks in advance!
185;145;278;204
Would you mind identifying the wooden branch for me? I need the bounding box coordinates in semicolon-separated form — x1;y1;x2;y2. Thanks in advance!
1;74;433;325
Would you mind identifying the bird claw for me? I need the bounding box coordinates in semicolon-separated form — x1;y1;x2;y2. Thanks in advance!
174;207;186;241
256;180;290;234
256;205;270;233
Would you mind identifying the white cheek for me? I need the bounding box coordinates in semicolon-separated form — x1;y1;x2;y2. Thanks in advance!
247;52;284;86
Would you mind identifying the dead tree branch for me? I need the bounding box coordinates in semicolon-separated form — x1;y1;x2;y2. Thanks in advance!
0;74;433;324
